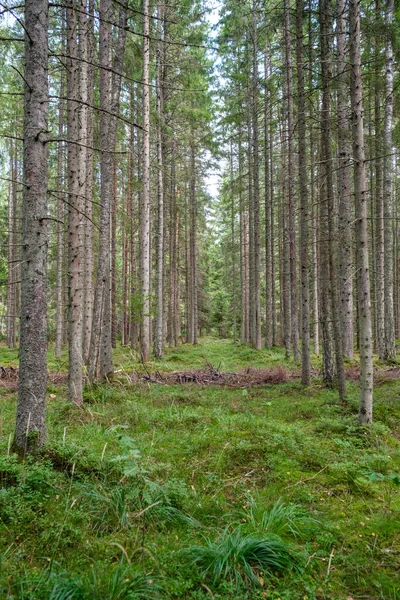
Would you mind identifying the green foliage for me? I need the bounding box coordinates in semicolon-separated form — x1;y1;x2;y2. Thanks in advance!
0;340;400;598
183;528;299;587
240;497;320;540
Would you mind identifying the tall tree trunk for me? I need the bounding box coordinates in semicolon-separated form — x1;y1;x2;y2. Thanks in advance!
189;142;198;344
230;137;237;343
264;42;272;349
383;0;395;361
7;141;17;349
337;0;354;360
320;0;346;401
154;1;165;359
296;0;310;385
308;5;319;355
284;0;299;361
14;0;49;454
140;0;151;361
55;72;65;359
67;0;84;404
349;0;374;424
251;0;261;350
82;0;95;363
374;0;385;358
87;0;113;381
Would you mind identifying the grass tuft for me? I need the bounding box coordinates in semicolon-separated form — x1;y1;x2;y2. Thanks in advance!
183;527;299;588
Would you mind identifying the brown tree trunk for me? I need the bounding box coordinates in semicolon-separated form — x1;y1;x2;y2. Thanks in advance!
296;0;310;385
284;0;299;361
154;1;165;359
7;141;17;349
55;73;65;359
337;0;354;360
320;0;346;400
383;0;396;361
82;0;95;363
67;0;84;404
14;0;49;454
140;0;151;361
349;0;374;424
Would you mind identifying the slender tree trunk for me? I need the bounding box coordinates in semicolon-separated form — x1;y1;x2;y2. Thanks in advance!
264;43;272;349
349;0;374;424
251;0;261;350
281;114;291;360
308;6;319;355
111;162;118;348
337;0;354;360
140;0;151;361
383;0;395;361
7;142;17;349
230;137;237;343
55;73;65;359
82;0;95;363
296;0;310;385
87;0;113;381
373;0;385;358
320;0;346;400
154;1;165;359
284;0;299;361
189;142;198;344
14;0;49;454
67;0;84;404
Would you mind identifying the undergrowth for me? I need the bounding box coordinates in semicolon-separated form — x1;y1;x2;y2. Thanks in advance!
0;338;399;599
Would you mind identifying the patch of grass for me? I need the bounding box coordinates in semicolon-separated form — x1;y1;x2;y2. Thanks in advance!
183;528;299;588
0;339;400;598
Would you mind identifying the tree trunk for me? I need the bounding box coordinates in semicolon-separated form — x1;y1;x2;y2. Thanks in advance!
296;0;310;385
55;71;65;359
14;0;49;454
264;42;272;349
67;0;84;404
349;0;374;424
82;0;95;363
284;0;299;362
383;0;395;361
154;1;165;359
87;0;114;381
337;0;354;360
189;142;198;344
140;0;151;361
251;0;261;350
7;141;17;349
320;0;346;401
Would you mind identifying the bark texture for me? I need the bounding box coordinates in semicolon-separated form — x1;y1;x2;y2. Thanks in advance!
349;0;374;424
14;0;49;454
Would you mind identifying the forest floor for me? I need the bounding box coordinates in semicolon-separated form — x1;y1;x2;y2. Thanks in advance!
0;338;399;599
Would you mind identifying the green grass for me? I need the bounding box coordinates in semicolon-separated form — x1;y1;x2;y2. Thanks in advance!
0;338;400;599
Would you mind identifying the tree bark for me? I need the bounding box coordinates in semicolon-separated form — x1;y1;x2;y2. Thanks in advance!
82;0;95;363
67;0;84;404
251;0;261;350
337;0;354;360
349;0;374;424
140;0;151;361
154;1;165;359
87;0;114;381
383;0;395;361
14;0;49;454
7;141;17;349
296;0;310;385
320;0;346;401
55;70;65;359
284;0;299;362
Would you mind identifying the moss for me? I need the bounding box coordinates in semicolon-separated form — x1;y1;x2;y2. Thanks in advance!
0;339;399;598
